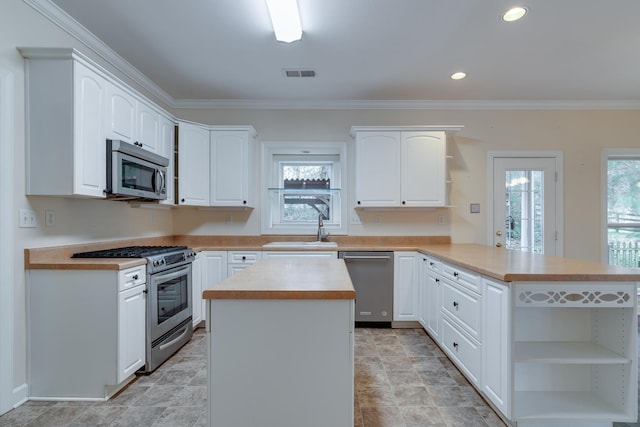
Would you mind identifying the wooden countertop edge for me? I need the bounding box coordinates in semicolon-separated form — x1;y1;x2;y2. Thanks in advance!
202;289;356;300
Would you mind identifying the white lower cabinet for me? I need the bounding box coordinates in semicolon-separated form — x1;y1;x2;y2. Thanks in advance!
192;251;227;327
393;252;419;321
481;278;511;418
417;256;638;427
117;284;146;383
227;250;262;276
27;266;147;400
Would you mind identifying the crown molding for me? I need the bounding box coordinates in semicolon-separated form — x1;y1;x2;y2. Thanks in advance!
173;98;640;111
23;0;640;112
23;0;175;107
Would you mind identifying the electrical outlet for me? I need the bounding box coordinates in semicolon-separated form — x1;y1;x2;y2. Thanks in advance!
438;215;446;225
351;212;362;225
374;216;381;224
226;215;233;224
45;210;55;227
19;209;37;228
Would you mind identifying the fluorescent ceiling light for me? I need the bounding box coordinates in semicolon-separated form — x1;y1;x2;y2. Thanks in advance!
502;6;528;22
451;72;466;80
265;0;302;43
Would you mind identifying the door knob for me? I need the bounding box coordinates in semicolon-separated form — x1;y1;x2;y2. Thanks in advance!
496;242;503;247
496;231;502;236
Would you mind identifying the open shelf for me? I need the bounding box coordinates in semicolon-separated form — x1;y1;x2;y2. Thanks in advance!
515;391;629;420
515;342;631;364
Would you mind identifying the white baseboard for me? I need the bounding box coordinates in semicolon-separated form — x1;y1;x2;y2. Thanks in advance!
12;383;28;409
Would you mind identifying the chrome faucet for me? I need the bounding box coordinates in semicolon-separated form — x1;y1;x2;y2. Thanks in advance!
316;214;329;241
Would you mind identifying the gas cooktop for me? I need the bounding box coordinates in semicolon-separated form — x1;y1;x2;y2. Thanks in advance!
72;245;189;258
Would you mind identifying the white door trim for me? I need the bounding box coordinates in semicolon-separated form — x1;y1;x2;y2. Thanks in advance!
601;149;640;264
487;151;564;256
0;67;15;415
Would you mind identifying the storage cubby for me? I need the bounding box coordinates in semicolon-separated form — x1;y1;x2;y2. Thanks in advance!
512;282;637;425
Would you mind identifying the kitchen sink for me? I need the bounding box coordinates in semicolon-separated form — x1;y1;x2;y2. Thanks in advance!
262;241;338;248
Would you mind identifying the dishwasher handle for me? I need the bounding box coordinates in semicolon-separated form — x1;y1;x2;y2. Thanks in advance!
341;255;391;260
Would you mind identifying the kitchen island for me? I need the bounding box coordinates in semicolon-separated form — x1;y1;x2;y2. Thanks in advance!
202;258;355;427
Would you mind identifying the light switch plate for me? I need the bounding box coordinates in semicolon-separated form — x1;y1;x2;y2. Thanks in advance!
19;209;37;228
470;203;481;214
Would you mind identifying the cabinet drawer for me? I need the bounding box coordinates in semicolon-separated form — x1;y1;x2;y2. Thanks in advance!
425;256;441;274
228;251;261;264
441;262;480;294
118;265;146;291
441;317;481;385
441;280;481;340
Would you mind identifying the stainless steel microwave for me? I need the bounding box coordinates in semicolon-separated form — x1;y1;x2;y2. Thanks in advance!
106;139;169;201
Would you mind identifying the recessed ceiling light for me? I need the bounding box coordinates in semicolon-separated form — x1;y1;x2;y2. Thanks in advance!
502;6;528;22
451;72;466;80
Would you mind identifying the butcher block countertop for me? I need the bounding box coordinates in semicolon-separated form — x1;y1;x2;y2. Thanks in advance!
202;259;356;300
418;243;640;282
24;236;640;282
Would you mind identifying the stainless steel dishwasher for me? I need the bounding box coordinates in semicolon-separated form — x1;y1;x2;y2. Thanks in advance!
338;251;394;326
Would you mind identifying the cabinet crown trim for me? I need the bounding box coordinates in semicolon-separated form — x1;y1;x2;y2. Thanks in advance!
350;125;463;137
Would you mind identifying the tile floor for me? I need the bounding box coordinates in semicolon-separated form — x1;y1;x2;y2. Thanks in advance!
1;326;638;427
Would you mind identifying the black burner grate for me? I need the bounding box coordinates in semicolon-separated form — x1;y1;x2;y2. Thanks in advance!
72;246;188;258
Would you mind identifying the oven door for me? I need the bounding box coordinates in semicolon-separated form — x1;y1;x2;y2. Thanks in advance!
148;263;192;342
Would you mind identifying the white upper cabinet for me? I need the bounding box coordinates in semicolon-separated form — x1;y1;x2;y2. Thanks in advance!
352;126;461;208
106;83;160;154
21;48;107;198
177;124;257;208
401;132;446;206
354;132;401;207
178;122;210;206
210;128;256;207
20;48;175;200
106;83;136;144
135;100;160;154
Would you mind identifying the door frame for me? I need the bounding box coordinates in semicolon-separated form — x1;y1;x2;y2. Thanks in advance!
0;67;14;414
487;151;564;256
600;148;640;264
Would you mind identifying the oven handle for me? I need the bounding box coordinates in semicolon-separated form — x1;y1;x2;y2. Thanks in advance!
158;325;191;351
153;264;191;282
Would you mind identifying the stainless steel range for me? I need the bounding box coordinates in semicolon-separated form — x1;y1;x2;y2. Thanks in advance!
72;245;196;372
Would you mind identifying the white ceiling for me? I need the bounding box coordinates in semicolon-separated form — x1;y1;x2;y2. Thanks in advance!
46;0;640;108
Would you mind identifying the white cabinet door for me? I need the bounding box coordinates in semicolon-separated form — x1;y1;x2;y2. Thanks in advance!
482;278;511;418
201;251;228;324
192;254;203;328
117;284;146;383
418;255;429;328
136;100;160;154
210;130;254;207
354;132;401;207
393;252;419;321
105;83;136;144
73;61;107;197
178;122;210;206
401;131;446;206
426;268;441;341
159;116;175;205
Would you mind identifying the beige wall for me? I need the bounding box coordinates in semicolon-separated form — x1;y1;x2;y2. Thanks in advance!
2;0;640;407
173;108;640;261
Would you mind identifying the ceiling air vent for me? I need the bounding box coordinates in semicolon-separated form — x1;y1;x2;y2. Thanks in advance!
284;69;316;78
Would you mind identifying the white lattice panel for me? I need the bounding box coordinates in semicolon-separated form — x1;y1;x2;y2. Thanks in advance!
515;283;636;307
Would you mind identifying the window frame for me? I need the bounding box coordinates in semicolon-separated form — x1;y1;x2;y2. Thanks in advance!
601;148;640;265
261;141;347;235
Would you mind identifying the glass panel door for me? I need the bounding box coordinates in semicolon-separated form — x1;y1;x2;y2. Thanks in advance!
493;157;557;255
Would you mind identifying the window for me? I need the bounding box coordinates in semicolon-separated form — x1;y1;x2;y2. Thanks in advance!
605;152;640;268
262;141;347;235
